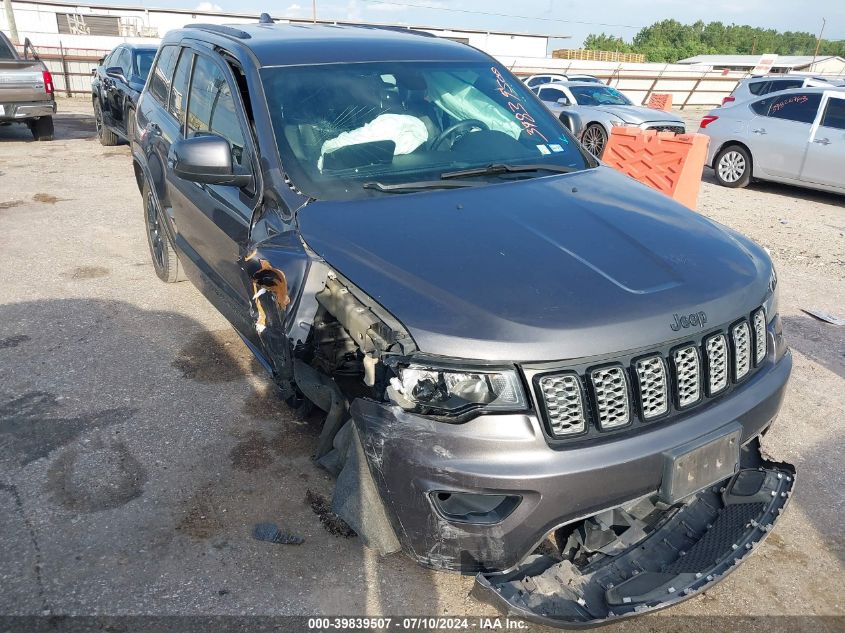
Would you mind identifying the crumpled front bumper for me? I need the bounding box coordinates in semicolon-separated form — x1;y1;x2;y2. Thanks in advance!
472;447;795;627
346;351;791;574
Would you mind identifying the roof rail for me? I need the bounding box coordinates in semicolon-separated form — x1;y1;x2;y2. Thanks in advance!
357;24;436;38
185;23;251;39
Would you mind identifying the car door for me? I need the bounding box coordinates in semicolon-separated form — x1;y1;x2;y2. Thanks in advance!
747;92;822;179
800;91;845;190
110;47;132;135
101;46;123;126
167;48;257;328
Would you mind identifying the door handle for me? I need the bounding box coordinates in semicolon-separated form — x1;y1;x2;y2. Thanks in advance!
751;128;767;135
813;137;831;145
148;122;161;137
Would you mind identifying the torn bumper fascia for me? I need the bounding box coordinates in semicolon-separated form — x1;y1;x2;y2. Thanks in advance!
346;351;792;573
472;451;795;627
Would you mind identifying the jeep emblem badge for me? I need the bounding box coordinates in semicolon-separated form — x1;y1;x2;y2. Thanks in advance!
670;311;708;331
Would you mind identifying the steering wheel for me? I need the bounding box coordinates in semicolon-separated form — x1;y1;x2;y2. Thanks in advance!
430;119;489;150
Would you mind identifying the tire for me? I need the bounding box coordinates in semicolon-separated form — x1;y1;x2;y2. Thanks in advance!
94;99;118;146
581;123;608;158
713;144;752;188
30;116;54;141
142;179;184;283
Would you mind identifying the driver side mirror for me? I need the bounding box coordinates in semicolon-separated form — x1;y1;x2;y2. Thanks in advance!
171;134;253;188
105;66;127;83
557;97;571;106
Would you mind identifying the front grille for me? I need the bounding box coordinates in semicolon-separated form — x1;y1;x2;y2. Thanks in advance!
589;366;630;429
535;307;769;439
673;345;702;408
538;373;587;436
647;124;685;134
752;308;767;365
634;355;668;420
705;334;729;395
732;321;751;380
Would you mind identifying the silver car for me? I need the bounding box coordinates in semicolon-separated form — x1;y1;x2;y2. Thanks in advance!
722;75;831;106
534;81;686;156
700;86;845;194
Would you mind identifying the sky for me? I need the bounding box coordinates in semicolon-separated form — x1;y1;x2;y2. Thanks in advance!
116;0;844;48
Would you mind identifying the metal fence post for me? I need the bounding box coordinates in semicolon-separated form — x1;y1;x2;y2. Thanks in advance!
681;69;707;110
59;41;72;97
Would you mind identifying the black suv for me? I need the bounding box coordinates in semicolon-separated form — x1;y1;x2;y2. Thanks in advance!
133;19;794;628
91;43;157;145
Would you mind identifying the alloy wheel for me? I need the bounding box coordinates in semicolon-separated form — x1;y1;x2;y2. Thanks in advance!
145;192;165;269
718;150;746;183
582;126;607;156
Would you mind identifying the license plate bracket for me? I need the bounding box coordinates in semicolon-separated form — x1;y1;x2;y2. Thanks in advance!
660;422;741;503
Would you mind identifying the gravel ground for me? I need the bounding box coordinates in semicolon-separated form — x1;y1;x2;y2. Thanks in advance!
0;99;842;632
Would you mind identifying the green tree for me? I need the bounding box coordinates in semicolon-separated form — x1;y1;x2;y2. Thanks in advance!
583;19;845;63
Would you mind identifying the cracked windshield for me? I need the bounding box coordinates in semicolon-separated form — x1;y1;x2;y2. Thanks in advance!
261;61;591;199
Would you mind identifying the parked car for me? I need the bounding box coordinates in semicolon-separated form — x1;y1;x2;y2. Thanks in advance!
523;73;604;88
91;43;157;145
534;81;686;156
0;31;55;140
721;75;831;106
700;86;845;194
134;19;794;628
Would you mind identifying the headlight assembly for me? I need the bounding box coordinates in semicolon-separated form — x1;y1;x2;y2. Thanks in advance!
387;364;527;417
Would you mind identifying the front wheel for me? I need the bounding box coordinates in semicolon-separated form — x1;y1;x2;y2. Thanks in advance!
142;179;183;283
30;116;54;141
714;144;752;188
94;99;118;146
581;123;608;158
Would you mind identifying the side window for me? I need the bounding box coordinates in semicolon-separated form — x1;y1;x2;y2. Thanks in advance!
187;55;250;169
117;48;132;76
821;98;845;130
769;79;802;93
748;81;769;96
544;88;565;102
148;45;178;105
767;93;822;124
750;96;774;115
168;49;193;127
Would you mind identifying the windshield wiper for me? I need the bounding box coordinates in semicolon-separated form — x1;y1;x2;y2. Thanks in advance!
440;163;579;180
362;180;480;193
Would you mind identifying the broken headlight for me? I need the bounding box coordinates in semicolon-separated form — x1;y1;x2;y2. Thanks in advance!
387;365;527;417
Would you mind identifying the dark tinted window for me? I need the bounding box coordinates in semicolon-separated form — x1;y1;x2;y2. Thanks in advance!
748;81;770;96
821;98;845;130
767;93;821;123
188;55;249;168
0;36;15;60
148;45;178;105
115;48;131;75
168;49;193;127
539;88;566;102
134;50;156;80
767;79;802;94
750;96;774;115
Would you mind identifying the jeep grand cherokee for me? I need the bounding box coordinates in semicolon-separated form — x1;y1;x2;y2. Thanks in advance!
132;17;794;627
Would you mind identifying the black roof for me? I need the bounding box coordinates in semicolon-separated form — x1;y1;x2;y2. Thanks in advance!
121;43;158;52
173;22;489;67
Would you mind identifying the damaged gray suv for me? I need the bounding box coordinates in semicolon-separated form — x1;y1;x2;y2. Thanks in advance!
133;18;794;627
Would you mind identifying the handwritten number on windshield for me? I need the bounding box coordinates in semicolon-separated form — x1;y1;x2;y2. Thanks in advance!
491;66;548;142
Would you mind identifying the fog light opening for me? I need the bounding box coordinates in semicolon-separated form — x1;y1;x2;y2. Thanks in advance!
431;491;521;525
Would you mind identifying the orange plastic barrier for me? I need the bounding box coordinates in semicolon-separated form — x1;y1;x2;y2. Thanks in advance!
647;93;673;111
602;128;710;210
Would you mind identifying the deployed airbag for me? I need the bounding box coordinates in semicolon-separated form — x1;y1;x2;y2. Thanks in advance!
319;113;428;171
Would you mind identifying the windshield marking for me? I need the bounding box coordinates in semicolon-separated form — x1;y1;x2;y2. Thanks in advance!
491;66;548;142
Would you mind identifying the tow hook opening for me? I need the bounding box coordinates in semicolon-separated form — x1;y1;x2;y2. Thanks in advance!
473;440;795;627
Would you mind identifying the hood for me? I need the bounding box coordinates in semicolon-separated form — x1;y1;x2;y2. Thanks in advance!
595;104;684;124
298;167;771;362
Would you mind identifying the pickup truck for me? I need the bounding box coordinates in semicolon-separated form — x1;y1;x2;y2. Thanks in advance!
0;32;56;141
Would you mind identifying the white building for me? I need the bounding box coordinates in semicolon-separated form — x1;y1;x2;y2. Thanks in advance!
677;54;845;76
0;0;564;58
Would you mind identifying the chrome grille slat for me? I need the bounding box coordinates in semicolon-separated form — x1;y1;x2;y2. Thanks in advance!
673;345;701;407
535;306;768;438
752;308;767;365
732;320;751;380
589;366;630;429
634;356;668;420
705;334;729;395
538;374;586;437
